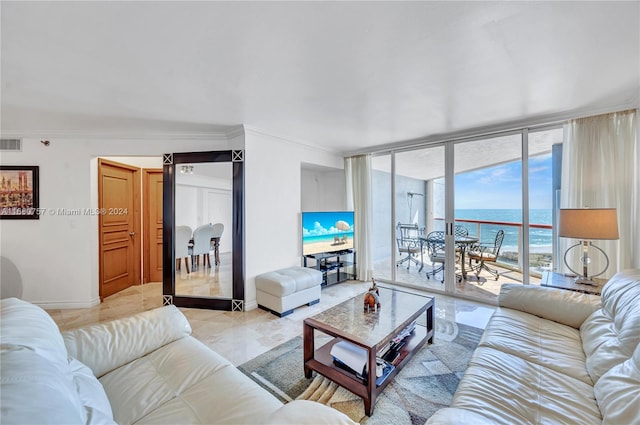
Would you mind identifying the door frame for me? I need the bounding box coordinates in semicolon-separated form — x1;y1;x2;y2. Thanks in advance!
98;158;142;300
143;168;163;283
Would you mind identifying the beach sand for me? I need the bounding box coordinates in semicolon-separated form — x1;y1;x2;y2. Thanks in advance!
304;236;352;255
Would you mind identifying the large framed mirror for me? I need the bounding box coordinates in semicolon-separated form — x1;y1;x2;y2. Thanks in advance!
162;150;244;311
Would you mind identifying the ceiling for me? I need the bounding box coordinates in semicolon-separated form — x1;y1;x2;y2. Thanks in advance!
1;1;638;154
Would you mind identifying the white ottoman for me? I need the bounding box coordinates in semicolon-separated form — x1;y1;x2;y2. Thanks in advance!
256;267;323;317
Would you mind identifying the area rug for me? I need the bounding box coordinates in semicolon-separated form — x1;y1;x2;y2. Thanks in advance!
238;321;483;424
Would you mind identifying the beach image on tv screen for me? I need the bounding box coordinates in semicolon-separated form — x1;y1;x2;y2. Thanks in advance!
302;211;354;255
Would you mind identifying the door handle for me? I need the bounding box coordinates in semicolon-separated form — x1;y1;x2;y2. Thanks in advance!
129;232;136;237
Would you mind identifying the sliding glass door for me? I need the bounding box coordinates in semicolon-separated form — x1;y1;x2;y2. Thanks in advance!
371;154;393;283
527;127;563;283
394;146;447;292
370;125;563;304
453;133;522;302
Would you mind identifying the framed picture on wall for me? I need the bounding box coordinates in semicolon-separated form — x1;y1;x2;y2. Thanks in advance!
0;166;40;219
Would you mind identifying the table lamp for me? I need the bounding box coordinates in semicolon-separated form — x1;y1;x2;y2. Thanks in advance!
558;208;619;285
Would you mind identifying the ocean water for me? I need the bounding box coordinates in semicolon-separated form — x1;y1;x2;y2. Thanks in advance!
454;209;552;253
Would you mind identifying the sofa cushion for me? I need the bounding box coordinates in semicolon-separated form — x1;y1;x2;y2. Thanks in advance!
594;342;640;424
498;284;601;328
99;336;282;425
450;346;601;425
479;308;592;384
1;346;87;425
63;305;192;378
0;297;69;371
581;269;640;383
69;358;116;425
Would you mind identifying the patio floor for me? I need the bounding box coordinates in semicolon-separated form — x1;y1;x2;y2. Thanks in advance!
373;257;542;303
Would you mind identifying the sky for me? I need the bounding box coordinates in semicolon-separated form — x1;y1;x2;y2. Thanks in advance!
455;153;553;210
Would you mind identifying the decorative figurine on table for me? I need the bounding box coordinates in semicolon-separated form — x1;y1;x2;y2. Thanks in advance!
364;279;381;312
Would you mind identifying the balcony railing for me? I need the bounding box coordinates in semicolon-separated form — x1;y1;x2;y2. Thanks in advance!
435;217;554;276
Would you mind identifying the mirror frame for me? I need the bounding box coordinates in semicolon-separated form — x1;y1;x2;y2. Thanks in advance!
162;150;244;311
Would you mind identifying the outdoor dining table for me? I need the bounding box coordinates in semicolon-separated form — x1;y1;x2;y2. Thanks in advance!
418;234;479;280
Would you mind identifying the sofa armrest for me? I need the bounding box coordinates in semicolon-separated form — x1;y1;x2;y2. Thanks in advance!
262;400;358;425
498;284;601;328
62;305;191;378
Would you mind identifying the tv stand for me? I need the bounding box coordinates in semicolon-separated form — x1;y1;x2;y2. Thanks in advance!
303;249;356;287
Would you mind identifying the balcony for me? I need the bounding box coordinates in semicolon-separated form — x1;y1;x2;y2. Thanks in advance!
373;217;553;303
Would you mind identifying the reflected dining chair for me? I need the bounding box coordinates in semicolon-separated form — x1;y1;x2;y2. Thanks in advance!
192;224;215;269
424;230;446;283
468;229;505;280
396;223;423;270
210;223;224;266
175;225;193;274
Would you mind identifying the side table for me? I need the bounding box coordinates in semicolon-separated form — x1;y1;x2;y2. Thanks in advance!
541;272;606;296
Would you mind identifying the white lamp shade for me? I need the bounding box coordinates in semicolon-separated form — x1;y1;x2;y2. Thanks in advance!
558;208;619;240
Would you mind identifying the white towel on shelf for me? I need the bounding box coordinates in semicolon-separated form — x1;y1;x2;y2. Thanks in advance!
330;341;368;374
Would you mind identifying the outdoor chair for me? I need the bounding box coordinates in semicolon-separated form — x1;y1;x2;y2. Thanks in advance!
424;230;446;283
395;223;423;270
468;229;505;280
454;224;469;259
454;225;469;238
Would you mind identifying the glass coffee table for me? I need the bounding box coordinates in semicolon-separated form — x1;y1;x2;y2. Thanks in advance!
303;286;434;415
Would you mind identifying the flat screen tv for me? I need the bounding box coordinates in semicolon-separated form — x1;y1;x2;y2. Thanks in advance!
302;211;354;256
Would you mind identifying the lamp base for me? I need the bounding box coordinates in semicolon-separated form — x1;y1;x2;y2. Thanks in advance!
573;277;599;286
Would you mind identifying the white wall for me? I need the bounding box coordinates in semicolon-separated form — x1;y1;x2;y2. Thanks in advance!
0;128;346;310
0;137;234;308
244;128;344;310
300;167;346;212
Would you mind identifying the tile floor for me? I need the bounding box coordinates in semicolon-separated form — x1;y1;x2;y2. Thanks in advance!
47;280;495;366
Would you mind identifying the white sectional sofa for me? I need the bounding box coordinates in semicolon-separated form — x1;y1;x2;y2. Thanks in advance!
428;269;640;425
0;298;356;425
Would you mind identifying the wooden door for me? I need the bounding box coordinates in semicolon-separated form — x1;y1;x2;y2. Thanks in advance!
144;169;163;283
98;159;141;300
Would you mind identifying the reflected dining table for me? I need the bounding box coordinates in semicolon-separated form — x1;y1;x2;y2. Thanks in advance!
418;234;479;280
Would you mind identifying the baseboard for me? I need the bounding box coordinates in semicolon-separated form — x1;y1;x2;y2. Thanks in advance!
244;299;258;311
33;297;101;310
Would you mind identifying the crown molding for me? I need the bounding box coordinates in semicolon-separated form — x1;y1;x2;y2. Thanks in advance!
0;128;237;141
224;125;246;140
243;125;340;155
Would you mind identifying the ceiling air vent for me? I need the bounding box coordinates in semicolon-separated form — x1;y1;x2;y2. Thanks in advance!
0;139;22;151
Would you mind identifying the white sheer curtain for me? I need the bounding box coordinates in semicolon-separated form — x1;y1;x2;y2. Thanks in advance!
345;155;373;282
560;109;638;277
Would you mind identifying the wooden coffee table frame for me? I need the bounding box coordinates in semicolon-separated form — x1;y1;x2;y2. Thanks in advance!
303;294;434;416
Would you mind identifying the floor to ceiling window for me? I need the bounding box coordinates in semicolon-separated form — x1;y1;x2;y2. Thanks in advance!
394;145;446;292
370;125;563;304
527;127;563;280
453;133;522;302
